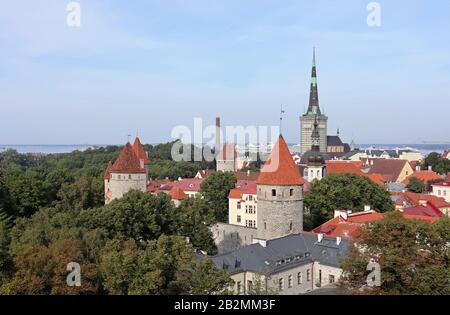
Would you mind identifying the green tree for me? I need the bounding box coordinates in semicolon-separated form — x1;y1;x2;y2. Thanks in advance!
190;258;233;295
406;177;426;193
422;152;450;175
176;197;217;254
340;212;450;294
200;172;237;222
246;274;279;295
1;239;99;295
305;173;393;228
79;190;176;242
0;210;13;285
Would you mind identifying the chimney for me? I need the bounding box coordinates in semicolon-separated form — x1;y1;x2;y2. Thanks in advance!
317;233;324;243
336;236;342;246
215;117;221;154
364;205;371;212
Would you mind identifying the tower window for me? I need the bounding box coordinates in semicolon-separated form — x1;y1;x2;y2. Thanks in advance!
129;175;132;179
264;222;267;230
272;189;276;196
290;222;293;231
290;189;294;196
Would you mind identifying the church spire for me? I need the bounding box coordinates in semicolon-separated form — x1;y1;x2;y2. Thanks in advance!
306;47;321;115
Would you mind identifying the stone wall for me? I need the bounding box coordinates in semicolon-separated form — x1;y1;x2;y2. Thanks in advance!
211;223;257;254
105;173;147;204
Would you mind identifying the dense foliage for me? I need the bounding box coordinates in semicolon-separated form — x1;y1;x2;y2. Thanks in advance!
340;212;450;294
422;152;450;175
0;145;230;295
304;173;394;229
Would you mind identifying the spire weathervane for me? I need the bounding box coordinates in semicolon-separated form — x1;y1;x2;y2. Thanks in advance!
279;104;285;135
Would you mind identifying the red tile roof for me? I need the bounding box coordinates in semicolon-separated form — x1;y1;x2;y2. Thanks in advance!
325;161;385;185
104;161;113;180
234;171;260;181
161;178;205;192
402;201;443;217
257;135;304;186
312;209;439;240
446;174;450;182
432;181;450;187
402;171;442;185
169;187;187;201
402;191;450;209
110;143;147;174
228;180;257;199
132;137;149;165
326;161;365;176
195;169;215;179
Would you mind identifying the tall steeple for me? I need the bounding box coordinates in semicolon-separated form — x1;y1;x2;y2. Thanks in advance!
306;47;321;115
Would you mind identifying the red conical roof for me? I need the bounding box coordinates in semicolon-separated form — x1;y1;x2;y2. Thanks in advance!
257;135;304;186
110;143;147;174
133;137;149;165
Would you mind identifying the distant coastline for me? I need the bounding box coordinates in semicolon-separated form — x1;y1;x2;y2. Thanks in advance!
0;143;448;156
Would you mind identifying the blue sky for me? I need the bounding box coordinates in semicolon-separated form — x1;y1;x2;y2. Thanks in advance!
0;0;449;145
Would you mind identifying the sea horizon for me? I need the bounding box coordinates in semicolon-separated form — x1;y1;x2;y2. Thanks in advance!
1;143;448;156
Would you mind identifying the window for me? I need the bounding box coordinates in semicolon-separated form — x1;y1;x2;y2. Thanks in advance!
306;269;311;281
329;275;335;284
249;221;253;228
237;201;241;209
288;275;293;288
272;189;276;196
245;220;248;227
237;215;241;223
438;190;442;195
297;272;303;285
248;195;253;201
444;190;447;196
128;174;132;179
245;205;248;213
237;281;242;294
290;189;294;196
264;222;267;230
247;280;253;291
317;170;320;177
278;278;284;291
289;222;293;231
319;269;322;284
253;220;256;227
249;205;253;213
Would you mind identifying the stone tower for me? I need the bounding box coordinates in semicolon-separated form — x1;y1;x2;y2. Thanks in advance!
300;48;328;154
256;135;305;241
306;116;326;181
104;139;148;204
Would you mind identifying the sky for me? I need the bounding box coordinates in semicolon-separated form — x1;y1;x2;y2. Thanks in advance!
0;0;449;145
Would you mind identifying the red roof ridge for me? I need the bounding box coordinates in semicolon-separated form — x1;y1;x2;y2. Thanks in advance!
110;143;147;174
133;137;149;165
257;135;304;186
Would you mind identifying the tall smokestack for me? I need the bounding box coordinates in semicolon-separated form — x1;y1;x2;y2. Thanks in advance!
215;117;221;154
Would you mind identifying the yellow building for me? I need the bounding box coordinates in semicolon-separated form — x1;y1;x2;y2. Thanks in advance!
228;180;258;228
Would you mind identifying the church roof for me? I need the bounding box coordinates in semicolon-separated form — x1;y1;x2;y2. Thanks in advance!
327;136;344;147
257;135;305;186
132;137;149;165
110;143;147;174
305;48;321;116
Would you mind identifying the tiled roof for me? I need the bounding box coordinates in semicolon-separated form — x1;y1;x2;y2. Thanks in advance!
325;161;385;185
234;171;260;181
402;171;442;185
169;187;188;201
432;181;450;187
313;209;439;240
327;135;344;147
104;161;113;180
132;137;149;165
161;178;205;192
228;180;257;199
402;202;443;217
402;191;450;209
110;143;147;174
368;159;409;182
257;135;305;186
